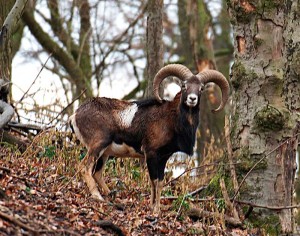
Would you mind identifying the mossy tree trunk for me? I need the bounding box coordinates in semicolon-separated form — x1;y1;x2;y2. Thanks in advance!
178;0;226;162
0;0;16;88
228;0;299;233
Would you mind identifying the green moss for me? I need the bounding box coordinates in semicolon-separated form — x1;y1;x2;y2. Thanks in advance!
201;162;234;198
255;0;283;14
231;62;246;89
263;0;282;10
254;105;285;132
247;213;281;235
232;3;255;23
231;61;258;89
254;37;264;49
230;112;239;141
236;148;268;175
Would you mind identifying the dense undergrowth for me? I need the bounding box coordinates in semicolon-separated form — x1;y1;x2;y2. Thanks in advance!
0;129;261;235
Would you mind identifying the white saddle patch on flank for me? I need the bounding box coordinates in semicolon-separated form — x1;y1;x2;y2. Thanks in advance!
118;104;138;128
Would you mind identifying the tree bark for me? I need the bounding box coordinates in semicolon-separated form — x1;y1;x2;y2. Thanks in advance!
228;0;299;233
145;0;163;98
0;0;27;128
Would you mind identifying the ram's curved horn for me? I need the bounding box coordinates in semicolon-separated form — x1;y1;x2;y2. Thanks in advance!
196;70;230;112
153;64;193;102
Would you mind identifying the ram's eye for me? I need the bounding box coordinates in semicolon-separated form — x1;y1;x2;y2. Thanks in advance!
182;82;187;90
199;84;205;92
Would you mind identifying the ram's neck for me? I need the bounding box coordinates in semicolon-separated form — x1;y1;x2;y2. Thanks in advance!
175;106;200;155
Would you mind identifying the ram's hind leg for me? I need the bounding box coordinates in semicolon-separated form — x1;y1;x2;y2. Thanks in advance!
93;155;110;195
80;146;107;201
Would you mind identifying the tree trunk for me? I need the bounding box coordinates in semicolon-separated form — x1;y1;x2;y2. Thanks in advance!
0;0;15;85
228;0;299;233
0;0;28;148
145;0;163;98
0;0;27;115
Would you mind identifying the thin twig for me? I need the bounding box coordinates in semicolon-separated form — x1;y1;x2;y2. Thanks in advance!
47;88;87;126
18;53;53;104
235;200;300;210
20;128;52;158
161;186;207;201
232;133;300;201
187;186;207;197
164;162;220;187
164;161;246;187
174;194;187;222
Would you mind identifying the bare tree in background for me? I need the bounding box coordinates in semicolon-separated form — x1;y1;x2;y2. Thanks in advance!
177;0;229;162
145;0;163;98
228;0;299;233
21;1;147;110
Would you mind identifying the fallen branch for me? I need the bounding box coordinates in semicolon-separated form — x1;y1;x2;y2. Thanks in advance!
0;210;38;235
7;122;43;132
95;220;125;236
220;178;240;221
235;200;300;210
0;166;11;173
0;100;14;128
0;129;28;152
187;208;243;228
188;186;208;197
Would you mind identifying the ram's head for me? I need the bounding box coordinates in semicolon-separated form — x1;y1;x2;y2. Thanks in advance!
153;64;230;112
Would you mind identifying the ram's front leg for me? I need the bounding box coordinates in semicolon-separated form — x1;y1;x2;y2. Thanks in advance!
146;155;168;215
150;179;164;214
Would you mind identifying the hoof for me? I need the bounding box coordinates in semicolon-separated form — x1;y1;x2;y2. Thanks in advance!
91;193;105;202
152;207;161;218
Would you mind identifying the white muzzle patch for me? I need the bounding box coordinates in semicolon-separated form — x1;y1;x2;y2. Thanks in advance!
186;93;198;107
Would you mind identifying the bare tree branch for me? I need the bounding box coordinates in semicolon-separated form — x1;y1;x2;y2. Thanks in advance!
0;100;14;128
22;9;93;98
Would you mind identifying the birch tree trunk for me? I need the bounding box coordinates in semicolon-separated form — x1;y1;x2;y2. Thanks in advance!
228;0;299;233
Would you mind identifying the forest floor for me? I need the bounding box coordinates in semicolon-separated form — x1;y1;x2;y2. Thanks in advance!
0;130;260;235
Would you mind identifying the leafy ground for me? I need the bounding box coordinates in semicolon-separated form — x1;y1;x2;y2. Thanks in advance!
0;130;255;235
